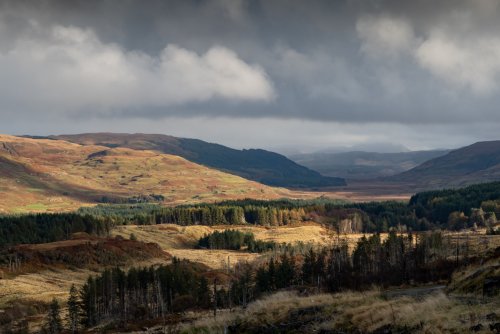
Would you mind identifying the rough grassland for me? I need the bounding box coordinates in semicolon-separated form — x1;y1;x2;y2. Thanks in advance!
182;289;500;333
112;223;338;269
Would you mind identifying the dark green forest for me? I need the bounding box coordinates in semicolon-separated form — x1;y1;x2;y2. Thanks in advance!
410;181;500;225
0;213;112;247
198;230;279;253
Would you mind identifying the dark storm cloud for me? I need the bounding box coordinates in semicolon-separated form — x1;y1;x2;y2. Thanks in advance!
0;0;499;149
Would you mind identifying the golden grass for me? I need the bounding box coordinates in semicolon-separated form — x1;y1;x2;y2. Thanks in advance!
183;289;500;334
168;249;259;270
187;290;338;331
113;223;367;249
0;269;92;307
112;223;338;269
0;257;167;308
443;229;500;255
447;256;500;295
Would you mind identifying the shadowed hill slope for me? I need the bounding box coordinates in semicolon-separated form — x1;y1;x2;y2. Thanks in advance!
51;133;346;188
389;141;500;189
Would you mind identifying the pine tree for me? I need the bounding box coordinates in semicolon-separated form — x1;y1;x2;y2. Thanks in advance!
267;259;276;290
255;266;270;293
301;248;316;285
196;277;211;308
276;254;295;289
79;276;97;327
67;285;79;333
45;298;62;334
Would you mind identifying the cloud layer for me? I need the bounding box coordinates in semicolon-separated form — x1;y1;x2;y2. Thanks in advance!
0;23;274;116
357;12;500;95
0;0;499;151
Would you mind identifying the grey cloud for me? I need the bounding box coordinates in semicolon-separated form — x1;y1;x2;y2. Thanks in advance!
0;22;275;116
0;0;499;150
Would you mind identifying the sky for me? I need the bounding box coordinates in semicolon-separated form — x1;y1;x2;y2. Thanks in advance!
1;0;500;153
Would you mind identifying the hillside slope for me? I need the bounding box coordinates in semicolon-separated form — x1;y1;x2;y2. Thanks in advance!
290;150;449;179
389;141;500;188
50;133;346;188
0;135;298;213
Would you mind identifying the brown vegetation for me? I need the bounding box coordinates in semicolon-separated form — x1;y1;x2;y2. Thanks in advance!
3;235;168;274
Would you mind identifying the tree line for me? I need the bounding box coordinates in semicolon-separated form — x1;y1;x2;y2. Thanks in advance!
0;213;113;249
410;182;500;224
77;182;500;232
62;258;208;329
3;181;499;250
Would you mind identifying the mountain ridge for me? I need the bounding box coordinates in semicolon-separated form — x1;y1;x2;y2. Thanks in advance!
388;140;500;188
49;133;346;188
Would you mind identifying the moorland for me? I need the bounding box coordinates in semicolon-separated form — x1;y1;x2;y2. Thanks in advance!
0;134;499;333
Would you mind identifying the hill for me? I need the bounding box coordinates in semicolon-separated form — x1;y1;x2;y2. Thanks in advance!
49;133;346;188
389;141;500;189
290;150;449;180
5;234;168;273
0;135;300;213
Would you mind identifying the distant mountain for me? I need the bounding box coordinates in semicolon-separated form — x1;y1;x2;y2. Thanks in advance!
290;150;449;180
388;141;500;188
313;143;411;154
50;133;346;188
0;135;300;213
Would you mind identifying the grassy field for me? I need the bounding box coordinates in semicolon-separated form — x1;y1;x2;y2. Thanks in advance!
112;223;338;269
0;268;92;307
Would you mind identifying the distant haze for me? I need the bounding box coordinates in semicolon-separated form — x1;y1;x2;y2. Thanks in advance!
1;0;500;151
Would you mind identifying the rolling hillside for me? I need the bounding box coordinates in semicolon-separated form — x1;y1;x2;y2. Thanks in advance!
49;133;346;188
388;141;500;188
290;150;449;180
0;135;300;213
